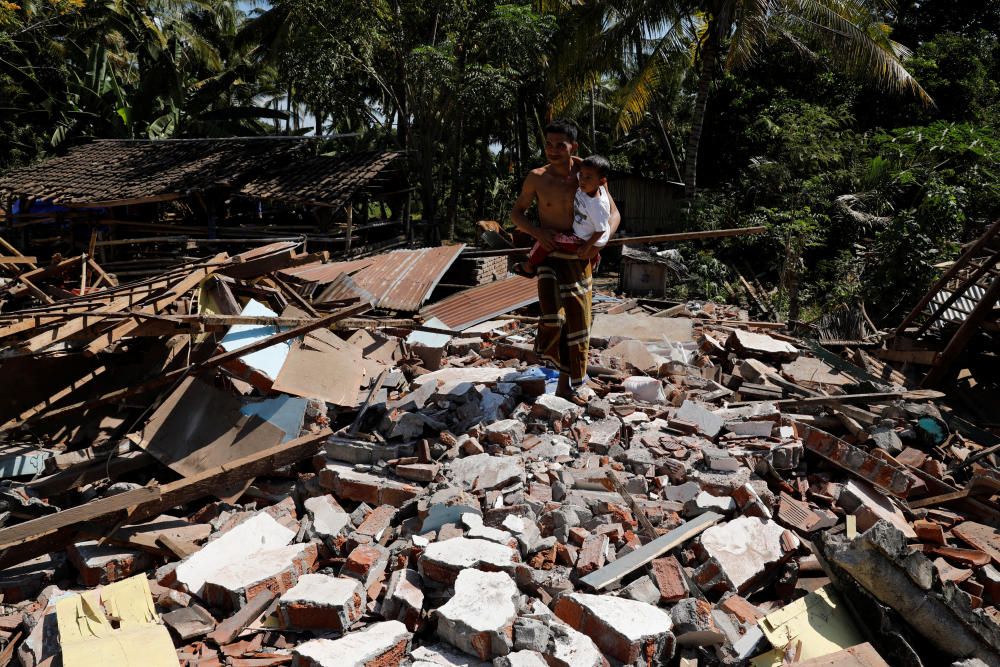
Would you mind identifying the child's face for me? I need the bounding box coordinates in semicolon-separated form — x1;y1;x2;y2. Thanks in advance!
578;166;606;195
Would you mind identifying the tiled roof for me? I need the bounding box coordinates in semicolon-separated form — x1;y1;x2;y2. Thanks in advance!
0;139;403;208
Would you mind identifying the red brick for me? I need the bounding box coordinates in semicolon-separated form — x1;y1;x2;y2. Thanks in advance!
650;556;688;603
718;594;765;624
574;535;608;576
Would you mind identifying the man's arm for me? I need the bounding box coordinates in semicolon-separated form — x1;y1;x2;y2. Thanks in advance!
511;173;555;251
576;230;602;258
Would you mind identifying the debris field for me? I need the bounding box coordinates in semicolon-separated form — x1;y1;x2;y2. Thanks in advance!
0;241;997;667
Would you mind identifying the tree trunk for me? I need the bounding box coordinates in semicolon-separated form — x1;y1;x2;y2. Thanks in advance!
446;113;464;240
516;91;530;176
683;30;718;199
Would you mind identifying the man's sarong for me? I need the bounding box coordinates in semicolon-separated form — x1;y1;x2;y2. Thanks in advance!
534;252;593;389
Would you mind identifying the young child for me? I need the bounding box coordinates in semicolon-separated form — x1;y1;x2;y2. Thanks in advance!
514;155;612;276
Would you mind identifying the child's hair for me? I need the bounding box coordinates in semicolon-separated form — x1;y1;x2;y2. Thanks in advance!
582;155;611;178
545;118;578;142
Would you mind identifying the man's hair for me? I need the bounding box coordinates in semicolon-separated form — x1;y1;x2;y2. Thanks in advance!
582;154;611;178
544;118;578;142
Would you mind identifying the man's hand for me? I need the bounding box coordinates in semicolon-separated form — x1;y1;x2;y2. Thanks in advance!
532;227;557;252
577;244;599;260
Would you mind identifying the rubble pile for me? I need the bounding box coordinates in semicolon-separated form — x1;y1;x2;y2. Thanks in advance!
0;243;997;667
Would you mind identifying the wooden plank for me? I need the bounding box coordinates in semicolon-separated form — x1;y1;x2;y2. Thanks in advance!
578;511;723;590
27;303;370;424
0;430;330;569
0;484;160;552
157;534;200;559
207;591;277;645
872;348;938;365
83;252;228;355
0;234;36;270
727;389;944;408
0;256;37;264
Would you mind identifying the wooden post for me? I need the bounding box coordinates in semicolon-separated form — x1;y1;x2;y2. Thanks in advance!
344;203;353;253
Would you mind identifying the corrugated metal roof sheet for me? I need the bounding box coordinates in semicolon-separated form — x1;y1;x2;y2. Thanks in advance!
420;275;538;331
315;245;465;312
280;257;377;284
930;284;988;328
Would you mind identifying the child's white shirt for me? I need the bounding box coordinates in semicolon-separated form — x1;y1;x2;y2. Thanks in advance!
572;185;612;247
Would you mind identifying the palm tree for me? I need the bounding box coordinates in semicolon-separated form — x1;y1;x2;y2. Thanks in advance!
681;0;930;197
546;0;931;197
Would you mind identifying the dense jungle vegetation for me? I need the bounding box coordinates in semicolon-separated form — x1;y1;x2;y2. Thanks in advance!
2;0;998;324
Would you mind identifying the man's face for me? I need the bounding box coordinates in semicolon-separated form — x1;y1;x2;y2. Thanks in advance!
544;132;576;165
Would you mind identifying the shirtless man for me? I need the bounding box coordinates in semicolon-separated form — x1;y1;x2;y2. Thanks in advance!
511;119;621;399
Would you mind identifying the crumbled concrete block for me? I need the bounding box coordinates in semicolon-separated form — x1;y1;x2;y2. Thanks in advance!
342;543;390;592
176;512;295;595
545;619;608;667
450;454;524;491
422;500;482;534
531;394;583;424
292;620;412;667
418;537;519;585
278;573;365;630
462;513;517;547
319;462;423;506
495;650;549;667
671;598;724;646
68;541;154;586
348;504;397;548
554;592;674;665
381;568;424;631
396;462;440;482
513;617;551;653
684;491;736;516
700;517;798;593
436;569;518;660
726;329;798;362
202;541;318;611
586;419;622;454
325;437;406;465
485;419;526;447
620;575;661;605
304;495;352;550
675;401;723;438
663;481;701;504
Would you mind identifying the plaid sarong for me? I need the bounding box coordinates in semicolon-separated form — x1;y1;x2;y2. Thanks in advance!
534;252;593;389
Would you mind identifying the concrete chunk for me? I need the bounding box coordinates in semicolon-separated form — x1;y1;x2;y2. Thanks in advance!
553;592;674;666
381;568;424;631
419;537;519;585
450;454;523;491
700;516;798;593
292;620;412;667
278;573;364;631
675;401;723;438
485;419;526;447
175;512;295;597
202;541;318;610
436;569;518;660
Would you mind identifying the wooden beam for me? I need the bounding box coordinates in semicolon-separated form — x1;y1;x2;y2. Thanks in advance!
26;302;370;424
894;218;1000;337
0;256;37;264
461;226;768;257
727;389;945;408
578;512;723;590
83;252;228;355
0;484;160;553
0;430;330;569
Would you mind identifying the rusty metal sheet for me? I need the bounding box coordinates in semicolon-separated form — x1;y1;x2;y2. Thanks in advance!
280;257;376;284
315;245;464;312
420;275;538;331
795;422;914;497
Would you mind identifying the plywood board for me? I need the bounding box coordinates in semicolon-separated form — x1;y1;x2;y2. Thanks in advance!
272;339;364;408
591;314;695;343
